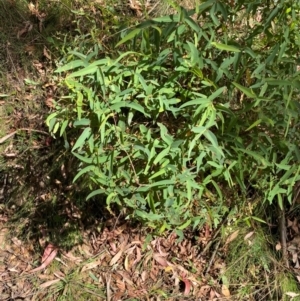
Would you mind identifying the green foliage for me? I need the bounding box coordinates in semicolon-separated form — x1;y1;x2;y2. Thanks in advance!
47;0;300;230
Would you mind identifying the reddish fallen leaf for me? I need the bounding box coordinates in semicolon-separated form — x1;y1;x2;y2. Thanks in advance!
29;243;58;273
182;277;191;295
42;244;57;263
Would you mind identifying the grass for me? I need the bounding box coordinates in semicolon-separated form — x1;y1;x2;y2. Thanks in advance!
223;221;300;300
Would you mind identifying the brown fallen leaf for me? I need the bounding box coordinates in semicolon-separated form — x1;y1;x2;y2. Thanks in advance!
40;279;61;288
0;228;8;249
0;131;16;144
61;250;82;263
17;21;33;39
43;46;51;60
153;253;168;267
117;270;135;286
81;259;103;272
244;231;254;240
276;242;282;251
225;230;239;245
110;248;124;266
124;254;131;271
285;292;300;298
221;284;231;297
45;96;55;108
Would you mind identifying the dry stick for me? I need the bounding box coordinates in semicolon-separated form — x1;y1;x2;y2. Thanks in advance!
264;268;272;300
0;128;49;144
204;238;221;276
144;1;160;17
200;211;230;257
279;206;289;267
200;225;222;257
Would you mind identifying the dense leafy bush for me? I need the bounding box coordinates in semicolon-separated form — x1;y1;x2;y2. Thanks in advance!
47;0;300;231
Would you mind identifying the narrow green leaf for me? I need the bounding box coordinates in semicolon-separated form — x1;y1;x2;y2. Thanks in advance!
180;98;209;109
178;219;191;230
60;120;69;137
149;179;175;187
211;42;240;52
116;29;141;47
149;169;166;180
73;165;95;182
250;216;267;224
187;41;202;67
184;16;200;33
72;152;93;164
72;127;92;151
153;147;170;165
147;193;156;213
46;112;58;127
211;180;222;200
232;82;257;98
73;119;90;127
55;60;86;73
135;210;162;221
266;44;279;65
86;189;106;200
203;130;219;149
186;180;192;202
67;65;98;78
126;102;149;117
245;119;262;131
53;122;60;134
208;87;226;101
265;79;292;86
89;272;99;283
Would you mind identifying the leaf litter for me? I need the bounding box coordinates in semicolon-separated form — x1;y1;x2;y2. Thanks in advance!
0;210;237;300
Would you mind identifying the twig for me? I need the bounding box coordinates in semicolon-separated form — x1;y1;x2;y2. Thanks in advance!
0;128;49;144
17;128;49;135
204;238;221;276
200;210;230;257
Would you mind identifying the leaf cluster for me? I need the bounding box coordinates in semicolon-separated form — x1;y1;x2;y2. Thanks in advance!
47;0;300;231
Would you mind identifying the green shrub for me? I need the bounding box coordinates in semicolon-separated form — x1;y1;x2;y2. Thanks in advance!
47;0;300;231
